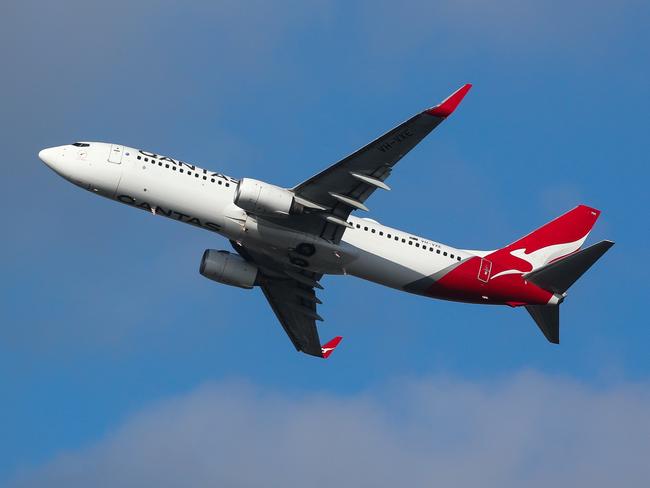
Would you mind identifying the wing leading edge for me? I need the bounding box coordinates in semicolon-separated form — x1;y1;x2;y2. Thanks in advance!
278;84;472;242
225;85;472;356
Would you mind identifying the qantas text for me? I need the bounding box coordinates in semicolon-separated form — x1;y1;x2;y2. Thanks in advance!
117;194;221;232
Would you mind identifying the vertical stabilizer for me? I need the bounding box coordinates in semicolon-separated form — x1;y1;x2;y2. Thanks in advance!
487;205;602;277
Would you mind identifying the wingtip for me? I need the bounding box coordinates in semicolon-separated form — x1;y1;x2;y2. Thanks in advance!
426;83;472;118
321;336;343;359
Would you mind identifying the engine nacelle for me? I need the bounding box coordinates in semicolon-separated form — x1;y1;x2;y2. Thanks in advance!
234;178;300;216
199;250;258;289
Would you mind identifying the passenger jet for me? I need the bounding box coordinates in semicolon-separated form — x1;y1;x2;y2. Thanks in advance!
39;84;613;358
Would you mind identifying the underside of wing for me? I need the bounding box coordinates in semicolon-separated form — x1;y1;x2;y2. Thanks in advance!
260;276;324;357
231;241;340;358
273;84;472;243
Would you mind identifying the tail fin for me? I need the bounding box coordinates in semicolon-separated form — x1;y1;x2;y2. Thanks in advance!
489;205;603;276
491;205;613;345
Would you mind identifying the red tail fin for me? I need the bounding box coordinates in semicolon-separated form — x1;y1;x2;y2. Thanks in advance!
489;205;601;276
506;205;600;252
321;336;343;359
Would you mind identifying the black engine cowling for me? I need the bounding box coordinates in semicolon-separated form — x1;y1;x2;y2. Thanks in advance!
199;250;258;289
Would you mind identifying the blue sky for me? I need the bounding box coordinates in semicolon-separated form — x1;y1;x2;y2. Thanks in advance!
1;0;649;485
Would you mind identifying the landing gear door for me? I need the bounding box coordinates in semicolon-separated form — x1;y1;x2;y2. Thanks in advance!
108;144;123;164
477;258;492;283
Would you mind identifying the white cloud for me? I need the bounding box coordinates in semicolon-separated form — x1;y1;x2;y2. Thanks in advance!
9;372;650;487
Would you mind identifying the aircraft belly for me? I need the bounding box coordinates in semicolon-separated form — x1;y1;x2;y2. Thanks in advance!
236;218;355;274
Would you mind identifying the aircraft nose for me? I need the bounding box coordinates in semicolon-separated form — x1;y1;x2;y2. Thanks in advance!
39;146;60;169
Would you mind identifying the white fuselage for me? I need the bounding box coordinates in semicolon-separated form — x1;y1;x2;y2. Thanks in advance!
39;142;473;295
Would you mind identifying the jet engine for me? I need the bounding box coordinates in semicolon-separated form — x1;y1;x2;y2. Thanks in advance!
199;250;258;289
234;178;301;216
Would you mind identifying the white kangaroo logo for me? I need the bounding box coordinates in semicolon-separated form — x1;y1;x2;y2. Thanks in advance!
490;234;588;280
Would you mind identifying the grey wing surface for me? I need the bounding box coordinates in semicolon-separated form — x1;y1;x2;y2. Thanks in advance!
231;241;326;357
269;84;472;243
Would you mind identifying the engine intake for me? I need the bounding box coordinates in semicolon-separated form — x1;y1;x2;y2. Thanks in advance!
199;250;258;289
234;178;301;216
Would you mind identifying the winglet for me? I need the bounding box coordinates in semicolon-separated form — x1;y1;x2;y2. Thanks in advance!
426;83;472;118
321;336;343;359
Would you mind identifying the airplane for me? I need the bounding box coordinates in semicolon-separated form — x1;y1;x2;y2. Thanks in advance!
39;83;613;359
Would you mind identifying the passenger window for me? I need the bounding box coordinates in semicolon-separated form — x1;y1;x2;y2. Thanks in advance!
436;249;441;254
371;229;375;233
443;252;447;256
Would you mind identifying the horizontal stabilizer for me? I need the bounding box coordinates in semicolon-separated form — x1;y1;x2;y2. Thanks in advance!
526;305;560;343
524;240;614;294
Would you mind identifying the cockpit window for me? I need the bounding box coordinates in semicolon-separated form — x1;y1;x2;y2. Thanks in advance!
72;142;90;147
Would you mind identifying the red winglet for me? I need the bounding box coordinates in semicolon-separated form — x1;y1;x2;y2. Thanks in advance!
321;336;343;359
426;83;472;118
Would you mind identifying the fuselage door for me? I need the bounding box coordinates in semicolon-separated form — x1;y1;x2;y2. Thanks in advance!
108;144;123;164
477;258;492;283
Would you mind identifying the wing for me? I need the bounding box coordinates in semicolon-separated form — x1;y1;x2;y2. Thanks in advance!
278;84;472;242
261;277;323;357
231;241;340;358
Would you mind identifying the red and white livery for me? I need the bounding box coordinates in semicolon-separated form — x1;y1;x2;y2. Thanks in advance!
39;84;613;357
